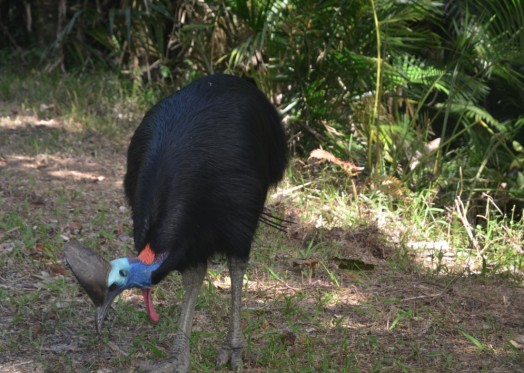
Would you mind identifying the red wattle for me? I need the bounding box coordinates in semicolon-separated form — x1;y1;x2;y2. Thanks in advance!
142;288;159;323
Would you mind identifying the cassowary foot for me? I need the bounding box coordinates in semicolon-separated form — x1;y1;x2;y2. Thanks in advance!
138;331;190;373
216;332;247;371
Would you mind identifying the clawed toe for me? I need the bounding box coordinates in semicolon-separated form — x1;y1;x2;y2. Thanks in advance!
216;330;247;372
217;345;245;371
138;332;191;373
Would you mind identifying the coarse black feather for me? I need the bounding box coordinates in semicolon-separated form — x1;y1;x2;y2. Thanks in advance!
259;209;294;232
123;74;288;285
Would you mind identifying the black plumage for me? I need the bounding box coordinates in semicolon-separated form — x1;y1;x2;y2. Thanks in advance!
121;74;288;371
124;74;287;280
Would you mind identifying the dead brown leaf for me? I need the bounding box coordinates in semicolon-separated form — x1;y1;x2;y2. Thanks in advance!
309;148;364;175
291;258;319;270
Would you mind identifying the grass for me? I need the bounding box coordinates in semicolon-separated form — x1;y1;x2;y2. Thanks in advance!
0;68;523;372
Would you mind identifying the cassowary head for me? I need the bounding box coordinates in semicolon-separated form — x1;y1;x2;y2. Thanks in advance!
64;241;160;333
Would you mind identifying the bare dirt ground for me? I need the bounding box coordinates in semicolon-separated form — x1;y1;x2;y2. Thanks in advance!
1;103;524;372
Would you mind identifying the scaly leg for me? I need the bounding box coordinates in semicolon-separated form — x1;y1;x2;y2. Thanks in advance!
217;256;248;371
139;264;207;373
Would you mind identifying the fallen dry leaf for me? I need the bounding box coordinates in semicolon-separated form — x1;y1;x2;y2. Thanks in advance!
291;258;319;270
510;335;524;350
309;148;364;175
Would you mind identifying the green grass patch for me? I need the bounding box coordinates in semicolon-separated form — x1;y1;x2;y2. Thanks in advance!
1;69;523;372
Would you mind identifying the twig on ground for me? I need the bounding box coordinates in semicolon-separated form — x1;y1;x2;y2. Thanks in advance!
0;226;20;241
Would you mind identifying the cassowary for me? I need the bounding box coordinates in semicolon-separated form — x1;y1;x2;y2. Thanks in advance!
64;74;287;372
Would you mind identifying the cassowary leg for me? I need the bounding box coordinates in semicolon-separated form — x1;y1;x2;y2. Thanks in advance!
217;256;248;371
138;264;207;373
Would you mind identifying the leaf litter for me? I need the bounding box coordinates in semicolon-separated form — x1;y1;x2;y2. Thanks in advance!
0;103;523;372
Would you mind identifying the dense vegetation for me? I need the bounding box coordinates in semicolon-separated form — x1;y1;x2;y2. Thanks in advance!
1;2;524;370
1;0;523;275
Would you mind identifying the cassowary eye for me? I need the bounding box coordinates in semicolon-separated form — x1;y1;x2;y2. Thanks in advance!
93;74;288;371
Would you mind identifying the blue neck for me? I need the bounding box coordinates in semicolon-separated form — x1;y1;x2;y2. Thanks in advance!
127;261;160;288
108;258;161;289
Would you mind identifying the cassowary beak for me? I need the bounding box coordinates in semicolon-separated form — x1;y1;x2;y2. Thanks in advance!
64;241;116;333
95;286;122;333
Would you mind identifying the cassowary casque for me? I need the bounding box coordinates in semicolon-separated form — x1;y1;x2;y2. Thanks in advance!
65;74;287;372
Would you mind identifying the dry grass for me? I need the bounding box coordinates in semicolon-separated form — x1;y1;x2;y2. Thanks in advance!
1;93;524;373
